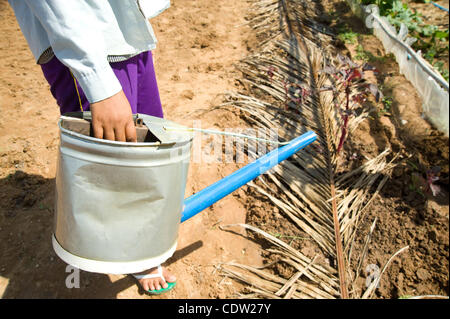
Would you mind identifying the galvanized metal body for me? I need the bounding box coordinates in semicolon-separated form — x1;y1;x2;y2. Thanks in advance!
53;115;192;274
53;113;317;275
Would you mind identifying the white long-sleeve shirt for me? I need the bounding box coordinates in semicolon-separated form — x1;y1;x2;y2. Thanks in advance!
8;0;170;104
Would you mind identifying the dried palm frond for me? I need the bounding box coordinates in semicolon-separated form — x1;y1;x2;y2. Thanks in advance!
218;224;339;299
215;0;397;299
246;0;335;50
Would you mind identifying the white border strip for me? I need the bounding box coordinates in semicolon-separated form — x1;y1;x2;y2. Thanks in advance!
52;234;177;275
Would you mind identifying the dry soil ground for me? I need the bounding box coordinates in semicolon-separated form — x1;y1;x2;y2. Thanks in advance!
0;0;262;299
320;0;449;298
0;0;448;299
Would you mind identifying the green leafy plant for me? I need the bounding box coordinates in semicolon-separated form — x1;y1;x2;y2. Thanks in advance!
354;43;389;63
355;44;371;61
433;61;449;82
360;0;397;15
338;30;359;44
380;96;393;116
359;0;449;82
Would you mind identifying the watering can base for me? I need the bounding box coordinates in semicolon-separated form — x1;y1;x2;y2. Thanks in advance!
52;234;177;275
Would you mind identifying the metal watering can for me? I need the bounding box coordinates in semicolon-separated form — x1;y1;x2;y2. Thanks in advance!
53;113;316;274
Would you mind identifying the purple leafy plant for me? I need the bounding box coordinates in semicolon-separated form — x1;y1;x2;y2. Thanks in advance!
410;166;442;198
266;66;311;110
425;166;442;197
320;55;382;154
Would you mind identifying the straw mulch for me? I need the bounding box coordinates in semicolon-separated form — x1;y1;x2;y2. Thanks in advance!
214;0;406;299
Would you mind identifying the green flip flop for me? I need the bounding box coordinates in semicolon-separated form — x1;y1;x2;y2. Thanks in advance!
133;265;176;295
146;281;176;295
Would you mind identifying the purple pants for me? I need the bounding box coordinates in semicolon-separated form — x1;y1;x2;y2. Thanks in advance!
40;50;164;118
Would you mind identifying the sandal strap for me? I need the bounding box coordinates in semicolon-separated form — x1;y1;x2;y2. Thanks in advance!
132;265;166;282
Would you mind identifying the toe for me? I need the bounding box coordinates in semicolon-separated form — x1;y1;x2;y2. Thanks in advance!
167;274;176;282
135;266;176;293
163;269;177;282
141;280;149;292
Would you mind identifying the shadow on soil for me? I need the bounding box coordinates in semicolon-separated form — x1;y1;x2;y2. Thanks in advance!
0;170;202;298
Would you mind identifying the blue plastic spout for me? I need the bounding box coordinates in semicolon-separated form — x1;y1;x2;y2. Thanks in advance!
181;131;317;223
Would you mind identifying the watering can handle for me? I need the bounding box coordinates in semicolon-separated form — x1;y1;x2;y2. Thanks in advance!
62;112;176;145
180;131;317;223
62;112;150;129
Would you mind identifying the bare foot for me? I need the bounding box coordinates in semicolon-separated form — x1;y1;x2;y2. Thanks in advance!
134;266;176;292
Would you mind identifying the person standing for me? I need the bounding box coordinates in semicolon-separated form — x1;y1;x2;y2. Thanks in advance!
9;0;177;295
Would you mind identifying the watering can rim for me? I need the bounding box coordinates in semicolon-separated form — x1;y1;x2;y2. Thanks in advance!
58;115;194;148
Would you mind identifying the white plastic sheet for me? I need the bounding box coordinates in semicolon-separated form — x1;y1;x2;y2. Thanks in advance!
346;0;449;136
